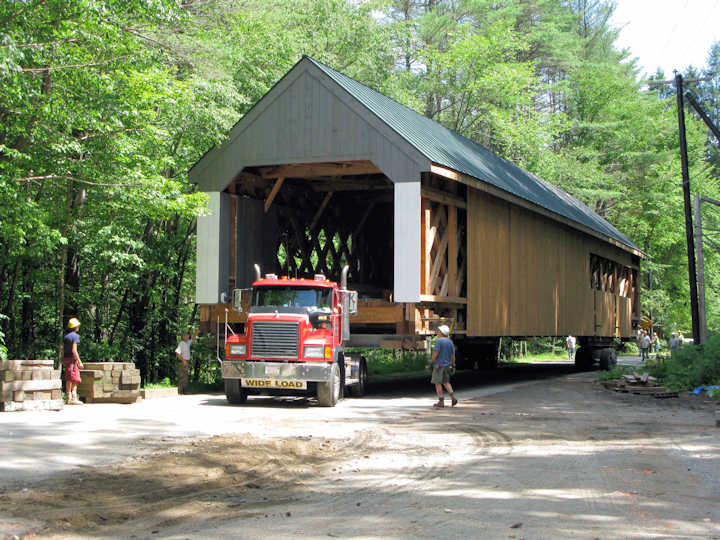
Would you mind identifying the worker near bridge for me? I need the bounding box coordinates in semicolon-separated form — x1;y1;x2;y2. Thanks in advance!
175;330;199;394
427;325;458;408
63;318;84;405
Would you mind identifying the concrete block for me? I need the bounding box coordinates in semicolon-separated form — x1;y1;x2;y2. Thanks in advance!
120;371;133;384
112;372;121;383
33;391;52;401
103;384;114;392
13;390;24;402
32;369;53;380
51;389;62;400
123;363;135;370
0;359;54;370
140;387;178;399
1;370;15;382
21;370;33;381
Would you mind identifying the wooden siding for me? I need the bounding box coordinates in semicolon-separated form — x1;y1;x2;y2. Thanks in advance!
190;62;430;190
467;189;633;338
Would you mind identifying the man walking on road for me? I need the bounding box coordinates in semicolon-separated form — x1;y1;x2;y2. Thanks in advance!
427;325;457;408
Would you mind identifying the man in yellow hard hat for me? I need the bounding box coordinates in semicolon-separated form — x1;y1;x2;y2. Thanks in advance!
63;318;84;405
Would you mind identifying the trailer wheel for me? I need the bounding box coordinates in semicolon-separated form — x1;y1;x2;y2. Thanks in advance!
599;348;617;371
574;347;594;371
225;379;247;404
317;361;341;407
348;357;367;397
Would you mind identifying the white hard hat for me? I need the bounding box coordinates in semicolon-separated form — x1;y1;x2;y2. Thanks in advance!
438;325;450;336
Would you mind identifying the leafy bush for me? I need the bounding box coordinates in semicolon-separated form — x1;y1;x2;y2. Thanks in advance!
597;364;636;381
144;377;173;389
647;333;720;391
0;313;7;362
346;348;428;376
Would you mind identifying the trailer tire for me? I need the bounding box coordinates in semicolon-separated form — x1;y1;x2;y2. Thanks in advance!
348;357;367;397
225;379;247;404
599;348;617;371
317;361;341;407
574;347;594;371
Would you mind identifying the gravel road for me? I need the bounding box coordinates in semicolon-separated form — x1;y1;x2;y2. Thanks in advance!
1;362;718;539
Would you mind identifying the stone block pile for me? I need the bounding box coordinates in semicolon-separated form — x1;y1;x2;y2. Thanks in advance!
0;359;63;412
78;362;142;404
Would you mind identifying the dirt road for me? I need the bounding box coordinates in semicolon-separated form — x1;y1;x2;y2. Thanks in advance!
1;365;719;539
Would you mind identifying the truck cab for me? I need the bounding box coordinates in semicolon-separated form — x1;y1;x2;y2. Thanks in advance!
222;268;365;406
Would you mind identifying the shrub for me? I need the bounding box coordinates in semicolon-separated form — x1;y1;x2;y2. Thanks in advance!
647;333;720;391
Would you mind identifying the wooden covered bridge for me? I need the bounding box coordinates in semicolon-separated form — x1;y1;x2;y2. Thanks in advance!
190;55;642;354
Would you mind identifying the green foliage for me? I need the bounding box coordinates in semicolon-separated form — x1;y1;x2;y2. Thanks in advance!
347;348;428;376
647;334;720;391
0;313;7;361
1;0;720;383
144;377;173;389
596;364;636;381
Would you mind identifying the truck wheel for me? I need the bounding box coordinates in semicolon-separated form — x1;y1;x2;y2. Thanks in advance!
317;361;341;407
225;379;247;404
348;357;367;397
599;348;617;371
574;347;594;371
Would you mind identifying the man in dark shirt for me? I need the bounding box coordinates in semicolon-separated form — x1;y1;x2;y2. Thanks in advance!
427;325;457;408
63;318;84;405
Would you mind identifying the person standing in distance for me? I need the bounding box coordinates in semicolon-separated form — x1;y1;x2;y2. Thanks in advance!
63;318;84;405
566;335;576;360
175;330;198;394
427;325;457;408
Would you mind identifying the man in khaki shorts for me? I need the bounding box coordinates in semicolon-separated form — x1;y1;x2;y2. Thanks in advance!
426;325;457;408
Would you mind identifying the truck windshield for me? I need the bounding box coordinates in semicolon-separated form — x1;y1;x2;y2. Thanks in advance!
253;287;332;310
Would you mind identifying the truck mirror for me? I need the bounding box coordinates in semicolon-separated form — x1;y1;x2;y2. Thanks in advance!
232;289;244;312
347;291;358;315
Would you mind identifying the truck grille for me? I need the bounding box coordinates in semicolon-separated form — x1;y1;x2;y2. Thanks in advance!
250;321;299;359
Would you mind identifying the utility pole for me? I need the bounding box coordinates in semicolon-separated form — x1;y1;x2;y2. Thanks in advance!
675;72;701;345
694;193;707;344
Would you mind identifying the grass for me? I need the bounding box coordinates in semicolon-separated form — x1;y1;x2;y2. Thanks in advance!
346;348;429;376
503;351;572;363
143;377;174;389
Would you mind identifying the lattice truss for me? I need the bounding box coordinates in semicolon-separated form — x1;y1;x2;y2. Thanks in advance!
422;199;467;298
271;182;392;288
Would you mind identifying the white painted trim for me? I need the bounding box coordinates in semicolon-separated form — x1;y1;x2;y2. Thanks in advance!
394;182;421;302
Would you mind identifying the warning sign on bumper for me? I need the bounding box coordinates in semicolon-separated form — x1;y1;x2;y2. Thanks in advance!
241;379;307;390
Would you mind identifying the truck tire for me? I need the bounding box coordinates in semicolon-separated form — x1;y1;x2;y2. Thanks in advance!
317;361;341;407
599;348;617;371
225;379;247;404
348;357;367;397
574;346;594;371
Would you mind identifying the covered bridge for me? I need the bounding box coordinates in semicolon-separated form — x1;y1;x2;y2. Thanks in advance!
190;55;642;353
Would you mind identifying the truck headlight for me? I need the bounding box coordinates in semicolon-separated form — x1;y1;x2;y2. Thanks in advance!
304;345;324;358
229;344;247;356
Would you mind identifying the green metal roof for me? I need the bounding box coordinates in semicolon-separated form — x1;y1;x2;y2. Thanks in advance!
306;56;640;253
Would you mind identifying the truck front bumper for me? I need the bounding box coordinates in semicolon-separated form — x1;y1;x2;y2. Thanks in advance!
222;360;333;383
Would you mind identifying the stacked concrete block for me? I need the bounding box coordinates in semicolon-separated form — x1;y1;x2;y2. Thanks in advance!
0;359;63;412
78;362;142;404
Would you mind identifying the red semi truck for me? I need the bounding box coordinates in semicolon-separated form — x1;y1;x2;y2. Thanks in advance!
222;265;366;406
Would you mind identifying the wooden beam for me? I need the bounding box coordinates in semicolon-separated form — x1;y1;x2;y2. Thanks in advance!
353;202;376;237
229;194;238;291
447;205;457;297
260;160;381;179
312;182;391;192
309;192;333;231
420;199;432;295
264;177;284;213
419;295;467;305
430;164;646;258
421;186;466;209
